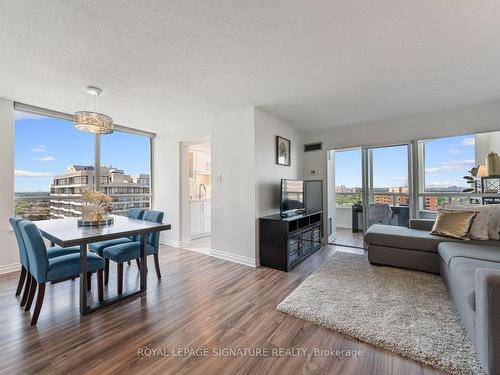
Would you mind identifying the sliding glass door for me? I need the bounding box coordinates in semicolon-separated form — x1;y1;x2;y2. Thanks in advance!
330;143;412;248
363;144;412;232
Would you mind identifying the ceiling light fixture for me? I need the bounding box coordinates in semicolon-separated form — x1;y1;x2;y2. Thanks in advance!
74;86;113;134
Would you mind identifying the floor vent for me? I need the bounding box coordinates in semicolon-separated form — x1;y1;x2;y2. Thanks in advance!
304;142;322;152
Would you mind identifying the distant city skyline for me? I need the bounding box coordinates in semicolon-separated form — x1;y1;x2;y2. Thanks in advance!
14;111;150;192
334;134;475;190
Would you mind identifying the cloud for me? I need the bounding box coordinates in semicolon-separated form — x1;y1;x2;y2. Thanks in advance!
462;137;475;146
30;145;46;153
33;156;56;161
448;147;460;155
425;159;475;173
15;111;45;121
15;169;53;177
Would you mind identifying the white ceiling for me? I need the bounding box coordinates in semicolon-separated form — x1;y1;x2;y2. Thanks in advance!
1;1;500;133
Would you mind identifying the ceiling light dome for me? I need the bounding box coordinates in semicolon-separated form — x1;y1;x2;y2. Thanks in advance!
74;86;113;134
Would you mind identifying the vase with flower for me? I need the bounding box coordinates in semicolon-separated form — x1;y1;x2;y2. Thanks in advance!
81;189;113;223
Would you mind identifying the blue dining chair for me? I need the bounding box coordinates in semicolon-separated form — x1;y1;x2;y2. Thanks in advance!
18;221;104;325
9;217;81;308
102;210;164;294
89;208;145;284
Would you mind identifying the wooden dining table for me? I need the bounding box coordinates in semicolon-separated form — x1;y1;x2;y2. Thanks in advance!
35;215;171;315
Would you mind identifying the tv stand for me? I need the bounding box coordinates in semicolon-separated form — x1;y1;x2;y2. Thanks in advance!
259;211;322;271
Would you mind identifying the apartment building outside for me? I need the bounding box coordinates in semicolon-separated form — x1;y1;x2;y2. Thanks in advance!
374;186;410;205
50;165;150;218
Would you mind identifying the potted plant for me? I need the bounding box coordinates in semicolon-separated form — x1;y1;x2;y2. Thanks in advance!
463;166;480;193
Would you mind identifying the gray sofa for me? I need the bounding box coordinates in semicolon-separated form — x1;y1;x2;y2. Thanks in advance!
365;219;500;375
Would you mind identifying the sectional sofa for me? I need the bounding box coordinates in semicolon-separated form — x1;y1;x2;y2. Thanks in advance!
365;219;500;375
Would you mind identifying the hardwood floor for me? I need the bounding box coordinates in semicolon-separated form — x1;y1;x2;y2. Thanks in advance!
0;244;444;375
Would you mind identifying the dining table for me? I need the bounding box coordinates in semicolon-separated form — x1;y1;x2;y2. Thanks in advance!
34;215;171;315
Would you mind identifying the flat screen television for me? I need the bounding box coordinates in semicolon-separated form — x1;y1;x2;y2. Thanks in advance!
280;179;304;215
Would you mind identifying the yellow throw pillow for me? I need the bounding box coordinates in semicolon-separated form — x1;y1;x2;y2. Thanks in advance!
431;210;478;240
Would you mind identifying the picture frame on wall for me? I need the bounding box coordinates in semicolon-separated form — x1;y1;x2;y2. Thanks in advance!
276;135;291;166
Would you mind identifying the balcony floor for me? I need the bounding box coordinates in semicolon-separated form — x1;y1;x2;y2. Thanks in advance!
331;227;365;249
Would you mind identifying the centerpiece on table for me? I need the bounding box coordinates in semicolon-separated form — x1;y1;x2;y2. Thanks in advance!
78;189;114;227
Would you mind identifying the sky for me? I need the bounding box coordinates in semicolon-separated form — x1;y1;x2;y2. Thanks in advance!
335;134;475;189
14;111;150;192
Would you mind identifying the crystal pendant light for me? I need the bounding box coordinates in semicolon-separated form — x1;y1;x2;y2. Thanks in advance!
74;86;113;134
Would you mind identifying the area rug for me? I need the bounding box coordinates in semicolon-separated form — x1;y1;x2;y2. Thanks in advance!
277;253;484;375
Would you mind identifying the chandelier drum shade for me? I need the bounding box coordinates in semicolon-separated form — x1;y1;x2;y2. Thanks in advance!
74;86;114;134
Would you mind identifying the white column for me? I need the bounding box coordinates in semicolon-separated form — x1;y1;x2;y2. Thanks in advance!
0;98;19;273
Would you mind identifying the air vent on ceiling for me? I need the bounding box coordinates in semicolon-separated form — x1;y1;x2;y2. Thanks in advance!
304;142;323;152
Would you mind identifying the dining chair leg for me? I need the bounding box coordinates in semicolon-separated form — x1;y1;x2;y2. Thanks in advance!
97;269;104;302
154;253;161;279
117;262;123;295
30;283;45;326
86;272;92;292
20;273;32;307
135;258;140;270
16;266;27;296
25;275;37;311
127;260;131;266
104;258;109;286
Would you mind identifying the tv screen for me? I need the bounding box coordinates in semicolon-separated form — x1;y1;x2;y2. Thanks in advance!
281;179;304;214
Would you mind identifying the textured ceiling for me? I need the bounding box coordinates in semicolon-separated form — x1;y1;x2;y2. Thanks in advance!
1;1;500;133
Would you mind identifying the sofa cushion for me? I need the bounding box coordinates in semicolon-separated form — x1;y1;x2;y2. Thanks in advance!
444;204;492;240
431;210;478;240
365;224;449;252
438;242;500;267
449;257;500;311
365;224;500;253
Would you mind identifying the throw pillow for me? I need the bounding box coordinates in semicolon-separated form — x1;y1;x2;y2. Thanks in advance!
486;205;500;240
431;210;478;240
443;204;491;240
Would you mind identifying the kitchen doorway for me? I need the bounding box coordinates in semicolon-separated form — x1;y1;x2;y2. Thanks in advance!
180;139;211;253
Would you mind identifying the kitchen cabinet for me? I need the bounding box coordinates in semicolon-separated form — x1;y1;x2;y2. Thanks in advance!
203;200;211;233
195;151;211;174
189;200;211;237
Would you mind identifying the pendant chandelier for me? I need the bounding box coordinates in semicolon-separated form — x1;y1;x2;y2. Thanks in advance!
74;86;113;134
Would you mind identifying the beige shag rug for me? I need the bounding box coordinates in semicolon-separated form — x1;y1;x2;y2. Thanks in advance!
277;253;484;375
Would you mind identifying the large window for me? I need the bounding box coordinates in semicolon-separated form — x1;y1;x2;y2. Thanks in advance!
14;111;94;220
421;134;475;193
14;106;154;220
100;131;151;215
334;149;362;207
416;132;500;216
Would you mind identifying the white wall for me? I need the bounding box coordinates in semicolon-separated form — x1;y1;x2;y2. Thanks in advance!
155;107;257;266
303;100;500;240
254;109;304;260
254;109;304;217
0;98;18;273
475;131;500;165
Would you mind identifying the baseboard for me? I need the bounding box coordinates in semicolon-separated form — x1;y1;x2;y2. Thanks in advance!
209;249;257;267
160;238;183;248
161;238;257;267
0;262;20;275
